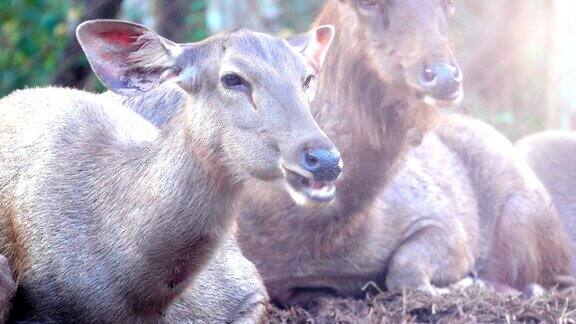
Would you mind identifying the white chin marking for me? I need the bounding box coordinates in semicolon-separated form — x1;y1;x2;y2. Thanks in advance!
284;182;337;206
308;183;336;201
285;182;312;206
423;89;464;108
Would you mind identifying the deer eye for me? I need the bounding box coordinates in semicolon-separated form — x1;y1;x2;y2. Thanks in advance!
221;73;246;89
303;75;316;90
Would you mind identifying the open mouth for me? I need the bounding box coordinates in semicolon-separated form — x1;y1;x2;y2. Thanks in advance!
423;87;464;108
281;166;337;205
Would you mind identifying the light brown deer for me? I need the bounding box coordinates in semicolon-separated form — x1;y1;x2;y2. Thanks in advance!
517;131;576;275
235;0;572;306
0;19;339;322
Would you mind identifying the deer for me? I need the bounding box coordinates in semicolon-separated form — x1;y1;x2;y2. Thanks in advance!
517;131;576;275
233;0;573;307
0;19;340;322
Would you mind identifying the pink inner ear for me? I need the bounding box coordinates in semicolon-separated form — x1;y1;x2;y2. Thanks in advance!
315;28;333;48
89;29;144;64
99;30;140;46
305;27;334;70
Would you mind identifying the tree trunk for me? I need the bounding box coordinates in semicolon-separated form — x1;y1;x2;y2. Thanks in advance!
52;0;123;89
152;0;190;42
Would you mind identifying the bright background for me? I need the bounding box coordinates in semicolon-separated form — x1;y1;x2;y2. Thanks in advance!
2;0;575;139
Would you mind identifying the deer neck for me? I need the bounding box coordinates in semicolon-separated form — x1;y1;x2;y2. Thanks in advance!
312;4;419;218
105;99;238;301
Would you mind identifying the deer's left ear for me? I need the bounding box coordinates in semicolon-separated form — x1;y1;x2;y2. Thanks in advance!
287;25;335;72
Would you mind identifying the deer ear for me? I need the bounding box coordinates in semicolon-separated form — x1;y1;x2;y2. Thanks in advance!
76;19;183;96
287;25;335;71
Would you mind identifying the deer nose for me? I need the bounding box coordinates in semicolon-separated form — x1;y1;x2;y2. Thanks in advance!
300;147;342;182
419;62;462;100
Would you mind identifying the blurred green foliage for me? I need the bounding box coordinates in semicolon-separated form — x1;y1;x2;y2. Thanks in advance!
188;0;209;41
279;0;323;32
0;0;209;97
0;0;81;95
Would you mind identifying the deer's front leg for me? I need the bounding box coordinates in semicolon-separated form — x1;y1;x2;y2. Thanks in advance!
385;224;474;294
0;255;16;322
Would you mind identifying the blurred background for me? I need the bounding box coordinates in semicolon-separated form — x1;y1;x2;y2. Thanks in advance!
1;0;575;139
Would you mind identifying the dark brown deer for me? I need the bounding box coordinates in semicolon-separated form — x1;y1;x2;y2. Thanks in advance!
0;20;339;321
236;0;572;306
517;131;576;274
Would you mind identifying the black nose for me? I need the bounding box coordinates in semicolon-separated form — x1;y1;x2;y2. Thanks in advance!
419;62;462;99
300;148;342;182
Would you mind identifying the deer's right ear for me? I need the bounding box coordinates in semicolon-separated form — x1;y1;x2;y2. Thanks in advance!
287;25;335;72
76;20;183;96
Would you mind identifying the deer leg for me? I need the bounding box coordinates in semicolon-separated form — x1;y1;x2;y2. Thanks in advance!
385;225;474;295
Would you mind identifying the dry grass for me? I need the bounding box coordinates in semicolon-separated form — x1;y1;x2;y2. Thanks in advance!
266;286;576;323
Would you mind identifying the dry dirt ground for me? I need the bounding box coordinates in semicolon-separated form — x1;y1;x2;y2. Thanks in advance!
266;286;576;323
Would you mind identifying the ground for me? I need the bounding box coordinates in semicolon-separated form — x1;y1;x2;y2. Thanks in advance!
266;287;576;323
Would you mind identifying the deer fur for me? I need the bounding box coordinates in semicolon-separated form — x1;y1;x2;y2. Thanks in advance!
0;20;336;321
517;131;576;275
235;0;572;306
